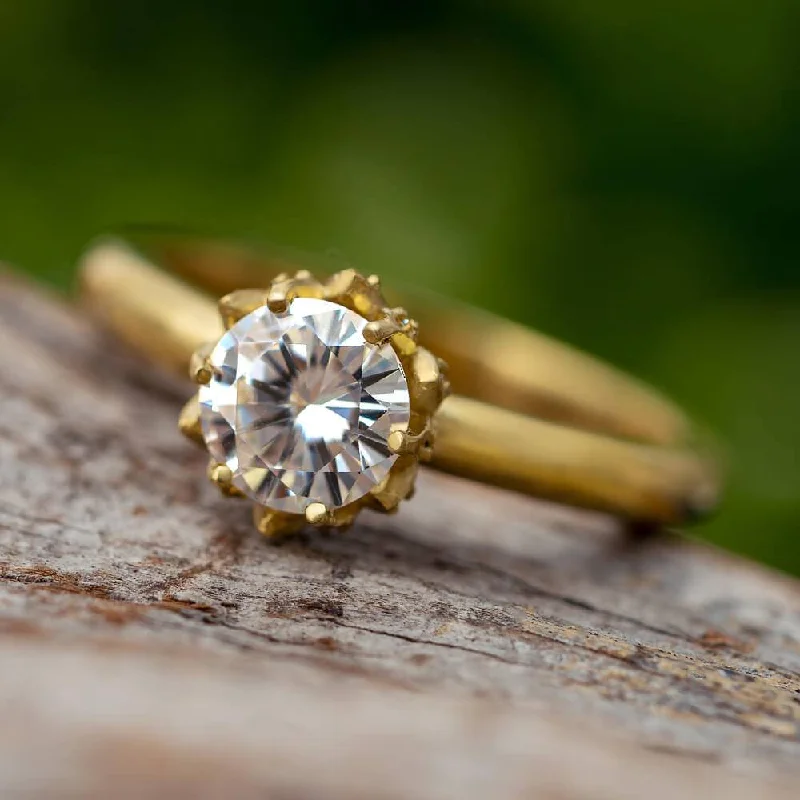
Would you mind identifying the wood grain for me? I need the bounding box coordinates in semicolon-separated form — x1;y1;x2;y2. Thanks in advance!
0;273;799;799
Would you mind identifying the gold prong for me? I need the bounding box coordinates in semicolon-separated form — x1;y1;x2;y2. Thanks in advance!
207;462;245;498
209;463;232;484
178;395;204;445
388;428;430;456
267;298;289;313
267;271;324;314
387;430;409;454
300;501;362;529
323;269;387;317
407;347;448;414
305;502;329;525
189;344;214;385
266;273;294;313
267;288;290;314
363;308;418;355
218;289;268;329
363;318;397;345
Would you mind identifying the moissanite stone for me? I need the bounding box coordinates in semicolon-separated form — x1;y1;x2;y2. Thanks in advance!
199;297;411;514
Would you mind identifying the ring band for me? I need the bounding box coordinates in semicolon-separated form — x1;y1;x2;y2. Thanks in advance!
78;233;721;530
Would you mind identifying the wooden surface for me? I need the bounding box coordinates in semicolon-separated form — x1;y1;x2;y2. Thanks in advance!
1;273;799;800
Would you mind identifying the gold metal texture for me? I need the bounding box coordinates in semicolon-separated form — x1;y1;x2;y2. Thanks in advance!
78;233;722;534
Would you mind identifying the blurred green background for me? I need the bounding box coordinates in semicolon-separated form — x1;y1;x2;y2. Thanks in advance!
2;2;798;572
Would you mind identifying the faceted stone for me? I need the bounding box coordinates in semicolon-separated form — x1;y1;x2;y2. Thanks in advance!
199;298;411;514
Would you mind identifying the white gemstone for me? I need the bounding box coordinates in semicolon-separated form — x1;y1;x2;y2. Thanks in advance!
199;298;411;513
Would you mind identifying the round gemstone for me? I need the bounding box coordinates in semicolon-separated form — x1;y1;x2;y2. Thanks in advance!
198;298;411;513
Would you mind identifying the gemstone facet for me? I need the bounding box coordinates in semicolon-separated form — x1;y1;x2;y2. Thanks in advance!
199;298;411;514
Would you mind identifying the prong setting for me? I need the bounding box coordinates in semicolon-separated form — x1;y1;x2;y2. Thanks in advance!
181;266;449;537
305;502;329;525
266;293;289;314
189;345;214;385
267;270;325;314
219;289;268;329
207;462;245;498
388;428;431;457
363;307;419;355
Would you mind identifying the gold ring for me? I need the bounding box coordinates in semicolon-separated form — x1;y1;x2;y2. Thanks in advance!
78;232;722;537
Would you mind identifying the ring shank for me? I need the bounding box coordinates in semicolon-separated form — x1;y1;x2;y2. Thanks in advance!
78;236;721;525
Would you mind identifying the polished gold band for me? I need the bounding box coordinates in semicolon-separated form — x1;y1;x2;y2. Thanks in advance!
78;234;721;526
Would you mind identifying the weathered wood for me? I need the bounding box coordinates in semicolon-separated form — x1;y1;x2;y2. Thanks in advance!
0;273;799;799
